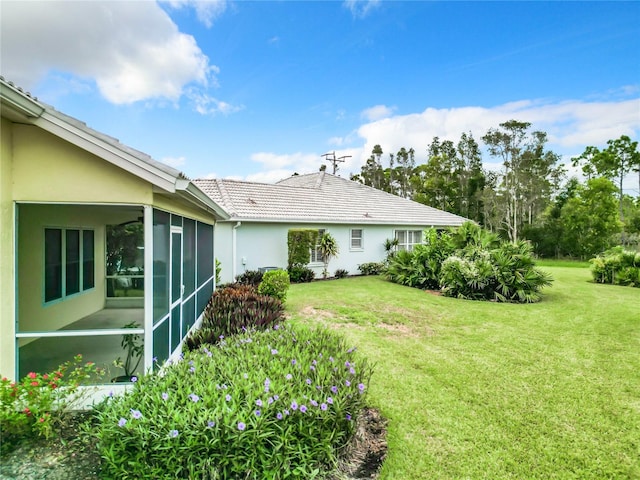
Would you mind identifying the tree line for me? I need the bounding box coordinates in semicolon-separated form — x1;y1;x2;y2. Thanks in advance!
348;120;640;258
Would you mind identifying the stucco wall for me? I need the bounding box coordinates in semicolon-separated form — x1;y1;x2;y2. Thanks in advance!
217;221;427;283
0;118;15;377
11;124;153;204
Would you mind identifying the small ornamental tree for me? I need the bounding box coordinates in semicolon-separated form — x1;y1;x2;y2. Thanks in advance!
318;232;339;279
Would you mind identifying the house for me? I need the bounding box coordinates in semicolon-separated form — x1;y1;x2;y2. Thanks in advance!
195;172;467;283
0;77;229;386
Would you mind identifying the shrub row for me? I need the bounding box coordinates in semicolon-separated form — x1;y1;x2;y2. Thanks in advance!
185;284;284;350
384;222;553;303
590;247;640;287
95;325;373;479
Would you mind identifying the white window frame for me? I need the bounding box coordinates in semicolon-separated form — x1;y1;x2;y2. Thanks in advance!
350;228;363;251
309;229;325;264
394;229;423;252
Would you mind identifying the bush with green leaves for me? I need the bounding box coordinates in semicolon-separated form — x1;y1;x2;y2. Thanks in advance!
287;229;318;269
357;262;384;276
236;269;264;286
288;265;315;283
258;269;290;302
590;247;640;287
95;325;373;479
0;355;104;453
384;229;455;289
185;284;284;350
334;269;349;279
385;222;553;303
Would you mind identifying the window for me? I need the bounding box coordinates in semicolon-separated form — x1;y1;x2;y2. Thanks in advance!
44;228;95;303
395;230;423;252
310;229;325;263
350;229;363;250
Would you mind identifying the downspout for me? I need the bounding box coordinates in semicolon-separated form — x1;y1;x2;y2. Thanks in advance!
232;221;242;281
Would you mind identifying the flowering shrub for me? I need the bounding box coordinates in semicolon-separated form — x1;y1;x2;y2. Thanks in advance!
0;355;104;452
95;325;373;479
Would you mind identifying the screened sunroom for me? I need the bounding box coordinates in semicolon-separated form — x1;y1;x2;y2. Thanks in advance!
1;77;228;386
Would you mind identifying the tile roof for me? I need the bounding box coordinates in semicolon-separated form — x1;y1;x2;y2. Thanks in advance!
194;172;468;226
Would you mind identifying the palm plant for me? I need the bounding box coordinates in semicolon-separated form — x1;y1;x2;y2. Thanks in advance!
318;232;339;279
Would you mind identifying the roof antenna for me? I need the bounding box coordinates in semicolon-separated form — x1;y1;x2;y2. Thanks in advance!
321;151;351;174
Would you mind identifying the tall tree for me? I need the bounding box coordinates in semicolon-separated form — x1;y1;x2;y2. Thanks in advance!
559;178;621;258
482;120;562;242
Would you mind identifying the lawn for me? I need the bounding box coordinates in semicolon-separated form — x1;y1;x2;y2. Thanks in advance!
286;266;640;479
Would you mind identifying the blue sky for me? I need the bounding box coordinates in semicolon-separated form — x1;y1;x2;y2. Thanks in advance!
1;1;639;190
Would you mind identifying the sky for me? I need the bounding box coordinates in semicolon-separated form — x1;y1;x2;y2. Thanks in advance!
1;1;639;193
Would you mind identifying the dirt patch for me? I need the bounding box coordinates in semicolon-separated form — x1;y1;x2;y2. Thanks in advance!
375;322;418;337
334;407;388;480
301;305;336;320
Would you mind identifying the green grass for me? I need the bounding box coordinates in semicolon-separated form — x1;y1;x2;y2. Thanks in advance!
286;268;640;479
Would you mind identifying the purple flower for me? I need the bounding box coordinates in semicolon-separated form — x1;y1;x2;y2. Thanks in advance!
107;390;114;398
310;365;316;371
271;349;278;355
276;412;283;420
225;394;231;402
300;405;307;413
118;417;127;427
130;409;142;419
267;397;274;405
243;373;249;379
345;380;351;387
310;400;318;407
327;397;334;404
329;356;334;362
358;383;365;393
349;367;356;375
291;401;298;410
320;403;328;411
316;385;322;390
207;420;215;428
306;378;312;385
331;386;338;394
256;399;263;407
189;393;200;402
162;392;169;401
255;410;261;417
237;422;246;431
345;361;351;367
346;414;352;421
219;335;225;340
284;409;290;416
188;360;194;366
169;429;179;438
189;366;196;373
130;376;138;383
291;359;297;366
274;324;280;330
286;374;293;380
152;356;158;363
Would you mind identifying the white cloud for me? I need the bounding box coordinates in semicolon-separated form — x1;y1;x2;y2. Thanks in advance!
164;0;228;28
187;89;244;115
161;156;187;168
0;1;217;105
361;104;396;121
343;0;381;18
247;149;363;183
355;97;640;168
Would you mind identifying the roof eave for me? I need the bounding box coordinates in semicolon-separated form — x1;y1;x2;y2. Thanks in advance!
0;82;45;118
176;180;231;220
